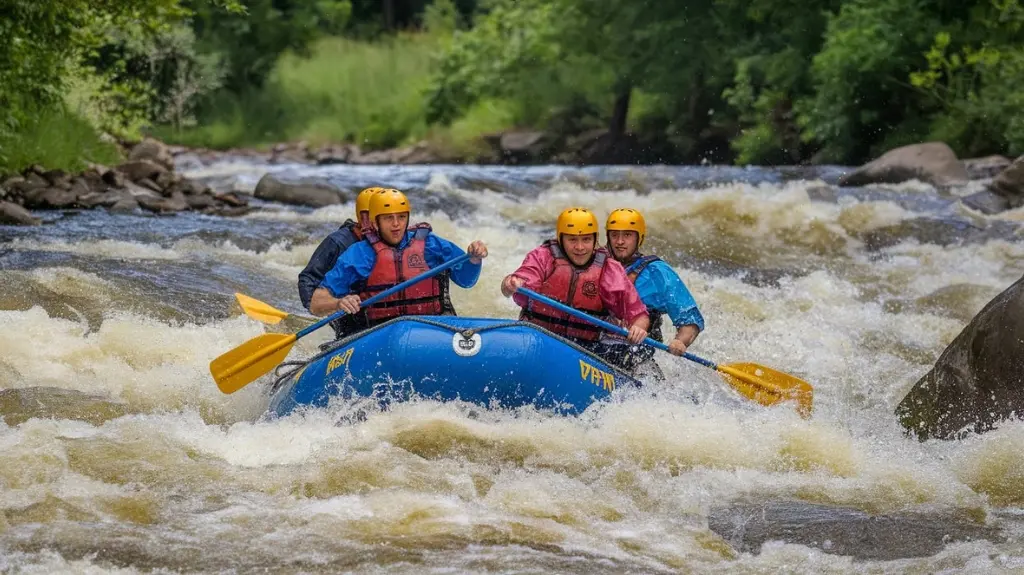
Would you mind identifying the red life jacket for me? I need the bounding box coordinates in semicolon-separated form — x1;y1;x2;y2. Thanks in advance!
519;239;610;341
358;223;446;322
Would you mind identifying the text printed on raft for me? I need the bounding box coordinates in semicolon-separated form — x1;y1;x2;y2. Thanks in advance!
326;347;355;376
579;359;615;391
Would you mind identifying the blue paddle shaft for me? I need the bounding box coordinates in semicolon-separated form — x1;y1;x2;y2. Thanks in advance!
516;287;717;370
298;253;473;339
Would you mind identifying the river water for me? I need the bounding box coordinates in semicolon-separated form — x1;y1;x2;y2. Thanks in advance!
2;159;1024;573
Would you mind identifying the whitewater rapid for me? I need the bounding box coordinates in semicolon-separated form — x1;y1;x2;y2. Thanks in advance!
1;162;1023;573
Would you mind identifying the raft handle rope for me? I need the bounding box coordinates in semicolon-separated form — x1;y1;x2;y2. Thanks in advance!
268;316;637;394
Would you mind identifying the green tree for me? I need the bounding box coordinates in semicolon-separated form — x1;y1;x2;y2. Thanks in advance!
83;22;228;133
714;0;841;164
909;0;1024;155
424;0;575;126
425;0;731;160
0;0;242;124
0;0;242;169
186;0;352;94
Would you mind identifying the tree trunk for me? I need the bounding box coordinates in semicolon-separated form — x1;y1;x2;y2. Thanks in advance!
687;68;707;136
687;67;732;163
383;0;395;30
609;83;632;139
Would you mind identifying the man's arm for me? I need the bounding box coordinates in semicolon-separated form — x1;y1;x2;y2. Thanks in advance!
310;243;375;316
309;287;360;316
501;246;552;306
424;233;484;288
673;324;700;346
644;261;705;355
298;236;345;311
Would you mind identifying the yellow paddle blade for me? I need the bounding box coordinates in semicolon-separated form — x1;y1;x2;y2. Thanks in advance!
716;362;814;419
210;333;297;394
235;292;289;325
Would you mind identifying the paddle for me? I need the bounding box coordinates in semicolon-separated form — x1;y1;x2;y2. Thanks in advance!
235;292;315;325
516;287;814;418
211;253;473;394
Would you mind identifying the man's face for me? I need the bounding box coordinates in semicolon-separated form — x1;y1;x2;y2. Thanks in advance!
561;234;596;266
607;230;639;261
376;212;409;245
359;211;375;230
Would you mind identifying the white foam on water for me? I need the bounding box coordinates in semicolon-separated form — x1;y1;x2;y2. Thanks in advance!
7;238;183;260
3;171;1024;572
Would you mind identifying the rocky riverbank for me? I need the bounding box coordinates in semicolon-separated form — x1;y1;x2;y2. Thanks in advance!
178;138;1024;212
4;136;1024;227
170;129;668;169
0;138;251;226
193;139;1024;217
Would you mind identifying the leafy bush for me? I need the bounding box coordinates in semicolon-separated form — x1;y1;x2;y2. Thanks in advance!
0;102;122;174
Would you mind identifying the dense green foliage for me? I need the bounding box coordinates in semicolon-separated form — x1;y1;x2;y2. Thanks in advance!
427;0;1024;164
0;0;243;171
2;0;1023;173
152;35;444;149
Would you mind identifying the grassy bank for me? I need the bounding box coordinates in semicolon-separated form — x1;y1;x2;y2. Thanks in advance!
0;106;122;176
0;33;518;176
155;34;517;155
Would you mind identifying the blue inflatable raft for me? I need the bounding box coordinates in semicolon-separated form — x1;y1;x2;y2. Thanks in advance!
266;316;640;417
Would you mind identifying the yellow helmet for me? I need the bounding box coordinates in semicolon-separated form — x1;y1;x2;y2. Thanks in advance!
605;208;646;247
369;188;410;223
355;187;386;218
556;207;598;238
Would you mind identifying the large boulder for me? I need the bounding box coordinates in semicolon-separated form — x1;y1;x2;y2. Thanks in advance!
269;141;314;164
128;137;175;171
392;142;446;164
0;201;40;226
559;130;653;165
962;155;1024;215
314;144;360;165
960;189;1012;215
350;148;402;165
497;130;557;164
137;191;189;213
838;142;969;188
109;196;140;213
253;173;346;207
116;159;168;183
4;173;48;197
987;154;1024;208
21;187;79;209
896;274;1024;440
963;154;1013;180
708;501;999;561
77;190;125;209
